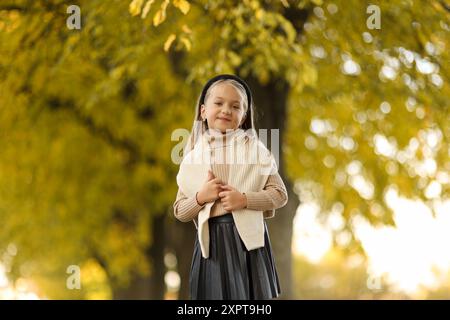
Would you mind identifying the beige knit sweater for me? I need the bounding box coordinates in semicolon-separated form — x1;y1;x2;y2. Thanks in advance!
173;130;288;223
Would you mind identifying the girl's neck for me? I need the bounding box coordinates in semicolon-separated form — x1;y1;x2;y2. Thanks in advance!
204;127;243;149
207;127;239;136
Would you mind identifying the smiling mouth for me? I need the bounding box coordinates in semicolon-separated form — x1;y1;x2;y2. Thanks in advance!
217;117;231;122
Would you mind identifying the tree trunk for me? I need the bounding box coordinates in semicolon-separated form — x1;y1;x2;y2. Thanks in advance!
246;75;300;299
112;213;166;299
167;217;197;300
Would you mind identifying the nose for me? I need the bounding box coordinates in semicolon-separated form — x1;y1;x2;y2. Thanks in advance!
222;105;232;115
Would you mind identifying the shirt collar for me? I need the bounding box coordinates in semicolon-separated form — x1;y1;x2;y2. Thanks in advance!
204;128;245;149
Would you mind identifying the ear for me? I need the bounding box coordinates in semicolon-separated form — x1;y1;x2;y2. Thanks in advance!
200;104;206;120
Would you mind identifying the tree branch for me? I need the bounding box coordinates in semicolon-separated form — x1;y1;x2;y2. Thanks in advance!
0;5;27;11
46;97;156;166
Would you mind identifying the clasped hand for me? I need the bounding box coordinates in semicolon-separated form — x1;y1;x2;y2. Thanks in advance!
196;170;247;211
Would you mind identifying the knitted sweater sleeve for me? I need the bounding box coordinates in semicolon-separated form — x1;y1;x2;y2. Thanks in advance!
173;188;205;222
243;173;288;211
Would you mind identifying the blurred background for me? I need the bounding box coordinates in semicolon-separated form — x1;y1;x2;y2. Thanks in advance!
0;0;449;299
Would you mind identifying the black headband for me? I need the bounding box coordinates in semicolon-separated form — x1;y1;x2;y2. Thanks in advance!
199;74;252;109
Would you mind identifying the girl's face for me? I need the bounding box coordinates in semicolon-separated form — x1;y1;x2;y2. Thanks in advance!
200;83;246;133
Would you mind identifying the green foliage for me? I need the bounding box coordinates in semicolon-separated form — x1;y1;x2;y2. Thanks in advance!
0;0;188;297
0;0;448;298
293;249;395;299
285;0;449;247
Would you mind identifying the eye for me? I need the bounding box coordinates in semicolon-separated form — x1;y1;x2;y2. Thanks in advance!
233;106;240;109
215;102;222;106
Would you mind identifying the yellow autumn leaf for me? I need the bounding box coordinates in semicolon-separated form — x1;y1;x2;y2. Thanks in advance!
280;0;290;8
249;0;260;10
182;24;192;34
153;0;168;26
141;0;154;19
161;0;170;11
255;9;264;20
180;36;191;51
153;9;166;26
164;34;176;52
301;63;318;86
129;0;144;16
227;51;242;66
173;0;190;15
279;17;296;43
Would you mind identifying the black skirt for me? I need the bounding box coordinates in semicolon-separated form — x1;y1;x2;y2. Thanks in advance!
189;213;281;300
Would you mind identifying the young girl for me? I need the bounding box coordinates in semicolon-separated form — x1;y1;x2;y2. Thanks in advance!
173;74;288;300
